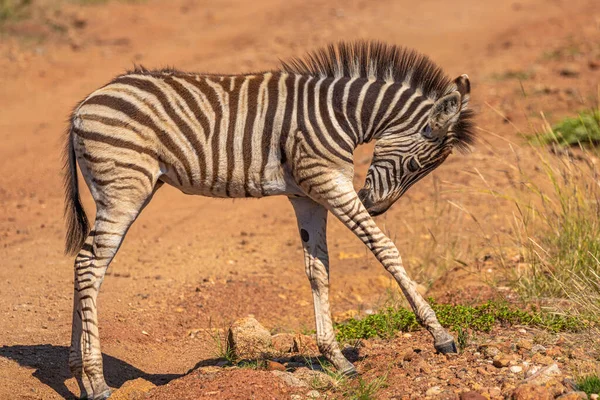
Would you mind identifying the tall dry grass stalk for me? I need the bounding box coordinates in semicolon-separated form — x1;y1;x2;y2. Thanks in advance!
514;113;600;319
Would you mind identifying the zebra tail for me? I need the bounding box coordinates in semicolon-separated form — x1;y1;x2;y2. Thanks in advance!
63;122;90;256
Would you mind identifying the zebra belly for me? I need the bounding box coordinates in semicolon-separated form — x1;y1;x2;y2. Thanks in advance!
159;160;304;198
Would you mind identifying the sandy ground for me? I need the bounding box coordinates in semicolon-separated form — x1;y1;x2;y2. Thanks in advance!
0;0;599;398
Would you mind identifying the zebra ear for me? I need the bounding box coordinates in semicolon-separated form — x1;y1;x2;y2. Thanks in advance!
454;74;470;98
429;91;461;131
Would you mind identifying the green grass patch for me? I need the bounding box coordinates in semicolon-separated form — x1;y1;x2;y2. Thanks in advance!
335;300;584;342
341;375;388;400
577;375;600;396
0;0;31;23
531;110;600;146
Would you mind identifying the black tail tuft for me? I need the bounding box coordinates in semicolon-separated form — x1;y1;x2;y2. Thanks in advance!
63;123;89;256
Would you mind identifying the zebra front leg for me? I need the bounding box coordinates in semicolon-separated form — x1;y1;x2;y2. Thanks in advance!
320;187;457;354
289;197;357;376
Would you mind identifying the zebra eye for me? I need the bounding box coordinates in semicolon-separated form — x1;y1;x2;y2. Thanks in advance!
422;124;433;138
408;158;419;172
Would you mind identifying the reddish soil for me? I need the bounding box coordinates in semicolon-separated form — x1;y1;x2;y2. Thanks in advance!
0;0;599;399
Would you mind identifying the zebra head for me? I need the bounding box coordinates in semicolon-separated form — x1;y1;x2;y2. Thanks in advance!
358;75;474;216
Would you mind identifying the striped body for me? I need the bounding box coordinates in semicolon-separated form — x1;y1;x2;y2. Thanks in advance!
73;71;439;200
65;42;475;399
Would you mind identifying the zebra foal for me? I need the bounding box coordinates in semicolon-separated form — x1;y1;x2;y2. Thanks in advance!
64;41;474;399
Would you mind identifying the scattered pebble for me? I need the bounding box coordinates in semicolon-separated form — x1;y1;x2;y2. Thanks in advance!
425;386;442;396
512;383;553;400
516;339;533;351
493;357;511;368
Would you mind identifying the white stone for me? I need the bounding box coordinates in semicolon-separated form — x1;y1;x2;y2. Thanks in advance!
510;365;523;373
272;371;309;388
425;386;442;396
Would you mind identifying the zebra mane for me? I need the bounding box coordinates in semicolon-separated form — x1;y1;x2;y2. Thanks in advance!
280;41;452;99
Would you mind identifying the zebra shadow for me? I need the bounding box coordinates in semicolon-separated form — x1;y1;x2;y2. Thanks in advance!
0;344;181;399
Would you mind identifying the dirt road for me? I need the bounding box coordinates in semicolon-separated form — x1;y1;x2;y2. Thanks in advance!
0;0;598;398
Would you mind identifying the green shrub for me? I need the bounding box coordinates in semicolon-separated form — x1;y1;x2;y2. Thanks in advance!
335;300;584;342
577;375;600;396
533;109;600;146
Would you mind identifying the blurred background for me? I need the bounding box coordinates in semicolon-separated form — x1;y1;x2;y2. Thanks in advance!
0;0;599;398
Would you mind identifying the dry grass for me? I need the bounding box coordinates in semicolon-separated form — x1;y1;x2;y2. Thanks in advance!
513;114;600;319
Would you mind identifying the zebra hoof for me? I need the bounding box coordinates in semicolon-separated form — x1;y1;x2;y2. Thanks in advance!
435;340;458;354
92;389;111;400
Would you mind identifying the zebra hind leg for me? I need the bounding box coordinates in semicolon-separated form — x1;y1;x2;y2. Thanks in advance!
289;197;357;377
69;180;160;399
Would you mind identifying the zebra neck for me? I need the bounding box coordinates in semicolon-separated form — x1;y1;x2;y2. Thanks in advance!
319;76;416;147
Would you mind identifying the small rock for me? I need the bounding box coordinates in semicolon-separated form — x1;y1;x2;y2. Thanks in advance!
306;390;320;398
293;368;336;389
293;334;319;355
460;391;486;400
493;352;512;368
271;370;309;388
526;363;561;385
543;379;567;397
531;344;547;354
227;317;272;359
511;384;553;400
479;345;500;359
559;64;580;77
266;360;286;371
556;392;588;400
425;386;442;396
590;394;599;400
448;378;460;386
493;357;511;368
110;378;156;400
589;59;600;70
271;333;295;353
489;387;502;398
516;339;533;351
510;365;523;373
531;353;554;365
